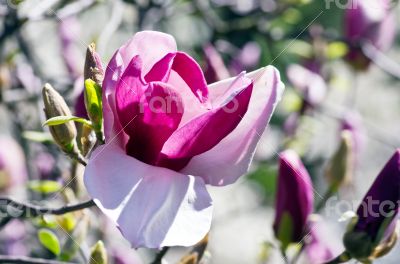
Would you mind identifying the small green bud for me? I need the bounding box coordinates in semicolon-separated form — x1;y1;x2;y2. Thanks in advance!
84;79;103;139
325;130;353;191
42;83;77;153
89;240;108;264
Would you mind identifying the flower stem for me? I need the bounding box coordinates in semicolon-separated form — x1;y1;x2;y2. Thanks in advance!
0;255;75;264
0;198;95;218
323;252;351;264
150;247;170;264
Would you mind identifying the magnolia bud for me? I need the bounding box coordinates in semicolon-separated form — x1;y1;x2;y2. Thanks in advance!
343;150;400;261
273;150;314;249
42;83;77;153
89;241;108;264
325;130;353;191
84;43;104;86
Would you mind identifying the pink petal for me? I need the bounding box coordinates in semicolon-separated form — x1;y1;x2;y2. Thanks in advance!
145;52;209;104
102;31;177;141
84;143;213;248
116;56;183;164
157;79;253;171
144;53;176;83
171;52;209;103
181;66;284;186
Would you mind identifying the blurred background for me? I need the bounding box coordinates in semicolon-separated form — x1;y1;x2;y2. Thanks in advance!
0;0;399;263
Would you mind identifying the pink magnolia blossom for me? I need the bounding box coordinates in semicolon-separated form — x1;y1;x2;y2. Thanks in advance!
84;31;284;248
0;136;27;192
344;0;396;69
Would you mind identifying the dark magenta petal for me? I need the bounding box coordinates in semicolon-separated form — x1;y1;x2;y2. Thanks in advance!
354;149;400;240
157;82;253;171
145;52;209;104
74;90;88;119
144;53;176;83
116;56;183;164
172;52;209;103
273;150;314;243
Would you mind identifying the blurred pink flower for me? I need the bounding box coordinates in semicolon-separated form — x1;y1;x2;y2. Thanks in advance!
0;136;27;191
340;111;365;166
203;44;230;84
58;16;82;79
34;151;56;179
230;42;261;75
344;0;396;69
287;64;327;107
84;31;284;248
305;218;335;264
3;220;27;256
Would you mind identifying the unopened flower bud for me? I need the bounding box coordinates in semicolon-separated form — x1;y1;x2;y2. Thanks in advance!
84;43;104;86
325;130;353;191
273;150;314;249
89;240;108;264
42;83;77;153
343;149;400;261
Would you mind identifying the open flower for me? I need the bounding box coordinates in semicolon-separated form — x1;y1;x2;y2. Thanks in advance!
273;149;314;248
84;31;284;248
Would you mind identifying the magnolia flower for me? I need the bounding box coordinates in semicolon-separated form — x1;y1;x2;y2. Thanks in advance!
286;64;327;107
344;0;396;69
58;16;82;79
273;150;314;247
84;31;284;248
203;44;230;84
303;216;341;264
343;149;400;260
0;136;27;191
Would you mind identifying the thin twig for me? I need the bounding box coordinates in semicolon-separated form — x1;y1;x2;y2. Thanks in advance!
323;252;351;264
0;255;75;264
0;198;95;218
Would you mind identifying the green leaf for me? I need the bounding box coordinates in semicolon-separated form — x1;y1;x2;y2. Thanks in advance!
28;180;62;194
247;164;277;204
43;116;92;127
38;229;61;255
84;79;103;132
60;216;89;261
22;131;53;143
